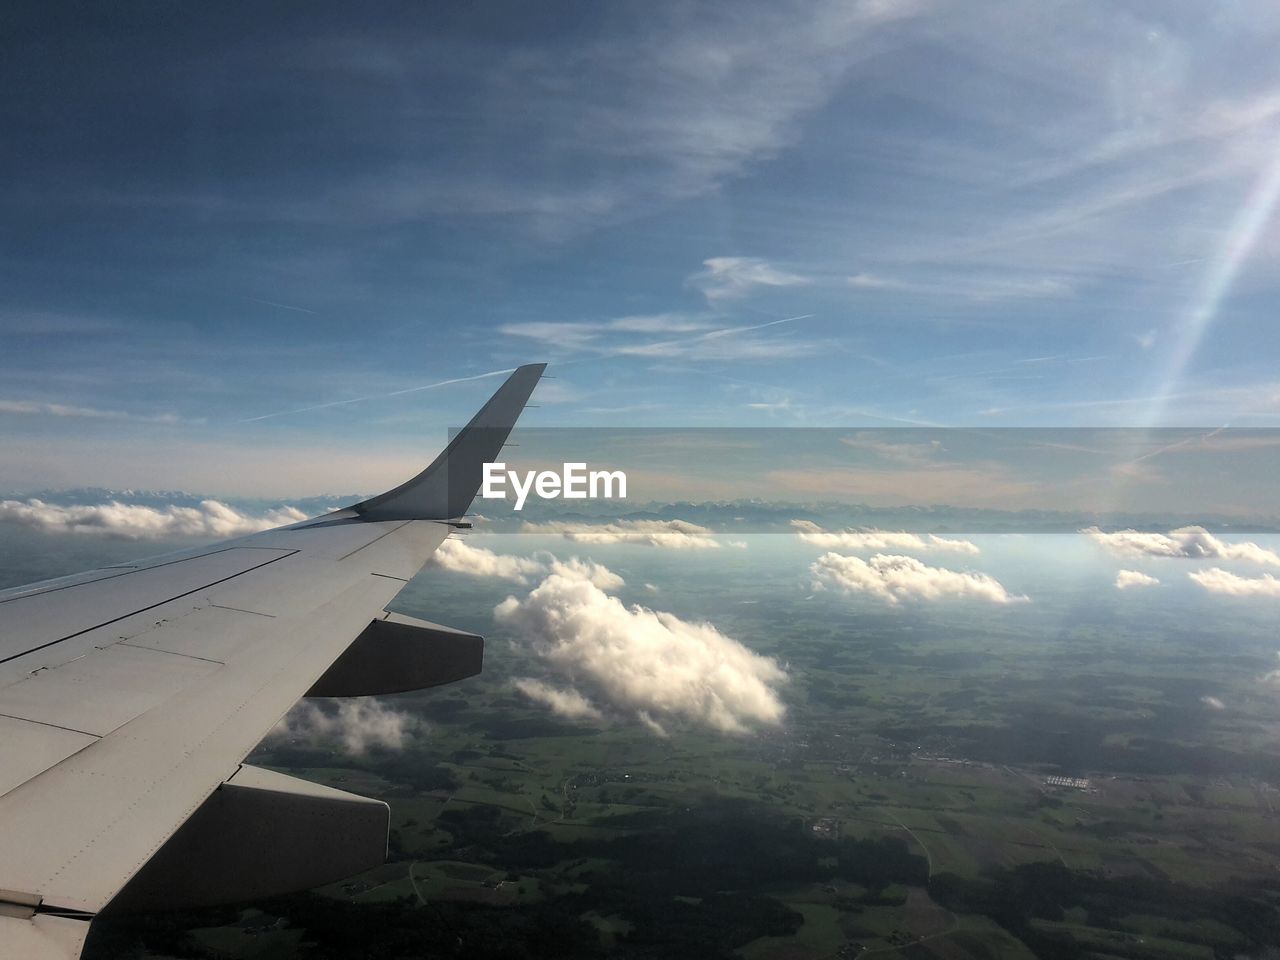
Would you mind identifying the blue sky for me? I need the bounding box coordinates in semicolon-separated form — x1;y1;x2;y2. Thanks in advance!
5;0;1280;496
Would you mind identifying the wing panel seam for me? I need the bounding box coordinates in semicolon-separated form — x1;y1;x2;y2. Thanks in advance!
336;519;414;562
114;642;225;666
0;713;97;739
207;603;276;619
0;547;283;606
0;551;300;667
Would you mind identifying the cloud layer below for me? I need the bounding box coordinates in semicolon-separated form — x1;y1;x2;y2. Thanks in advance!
1115;569;1160;590
498;559;786;736
430;539;626;589
811;552;1026;605
1189;568;1280;596
512;678;604;721
792;519;979;554
0;498;307;540
431;537;550;583
270;698;422;755
1084;526;1280;566
521;518;724;549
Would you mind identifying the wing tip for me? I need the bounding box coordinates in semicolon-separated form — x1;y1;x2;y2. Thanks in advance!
348;362;548;521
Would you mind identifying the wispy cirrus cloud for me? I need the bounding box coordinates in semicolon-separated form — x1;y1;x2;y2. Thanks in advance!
236;367;517;423
845;271;1073;302
608;314;818;361
0;498;307;540
12;0;1280;489
500;311;817;363
0;400;187;425
499;313;714;352
811;552;1025;605
88;0;922;237
687;257;810;303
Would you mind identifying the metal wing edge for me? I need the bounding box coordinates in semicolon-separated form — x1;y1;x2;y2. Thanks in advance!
337;362;547;523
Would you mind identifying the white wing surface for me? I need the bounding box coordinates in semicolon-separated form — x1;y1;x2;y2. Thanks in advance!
0;364;545;958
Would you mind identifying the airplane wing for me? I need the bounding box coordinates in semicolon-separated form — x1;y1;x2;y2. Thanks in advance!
0;363;545;959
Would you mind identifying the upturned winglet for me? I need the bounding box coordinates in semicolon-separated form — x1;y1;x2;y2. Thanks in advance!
349;363;547;521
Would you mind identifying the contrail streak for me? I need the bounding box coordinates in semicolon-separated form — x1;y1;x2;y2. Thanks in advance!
243;297;319;315
597;313;815;359
238;313;814;423
237;368;515;423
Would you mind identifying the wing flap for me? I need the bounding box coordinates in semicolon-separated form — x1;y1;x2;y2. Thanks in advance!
305;611;482;697
107;765;388;912
0;915;89;960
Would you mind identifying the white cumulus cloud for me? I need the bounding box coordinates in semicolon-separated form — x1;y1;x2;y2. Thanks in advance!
1083;526;1280;566
522;518;724;549
687;257;809;302
430;541;625;587
270;698;422;755
811;552;1026;605
545;556;625;590
495;560;786;735
513;678;604;720
1115;569;1160;590
431;537;548;583
1188;568;1280;597
792;519;979;555
0;498;307;540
